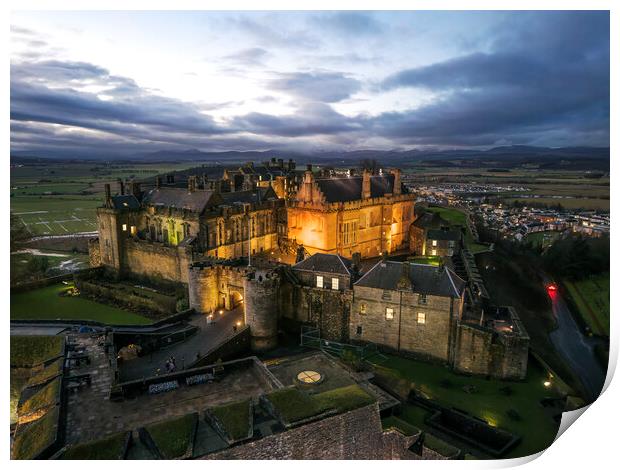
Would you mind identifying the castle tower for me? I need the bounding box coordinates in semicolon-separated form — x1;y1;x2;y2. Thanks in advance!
243;271;278;352
188;263;219;314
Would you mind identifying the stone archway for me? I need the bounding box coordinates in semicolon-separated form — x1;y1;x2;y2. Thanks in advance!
230;289;244;309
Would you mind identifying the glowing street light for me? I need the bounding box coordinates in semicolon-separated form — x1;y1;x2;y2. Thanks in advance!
543;381;551;388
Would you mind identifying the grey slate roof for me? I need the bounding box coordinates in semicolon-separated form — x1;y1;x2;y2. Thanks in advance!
293;253;353;275
220;187;277;205
315;174;408;203
354;260;465;297
111;194;141;210
142;187;215;213
427;229;461;241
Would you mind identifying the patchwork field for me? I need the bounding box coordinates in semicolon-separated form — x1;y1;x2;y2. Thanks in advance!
11;161;199;236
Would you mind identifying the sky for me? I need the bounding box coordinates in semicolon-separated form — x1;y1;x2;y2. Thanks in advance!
10;10;610;157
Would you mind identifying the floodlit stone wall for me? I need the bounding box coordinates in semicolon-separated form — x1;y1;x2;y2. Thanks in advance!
123;239;193;284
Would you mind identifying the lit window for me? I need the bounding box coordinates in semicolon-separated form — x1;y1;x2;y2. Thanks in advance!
316;276;323;288
122;223;127;231
417;312;426;324
385;308;394;320
130;226;137;236
332;278;339;290
360;303;367;315
431;249;437;256
432;240;438;247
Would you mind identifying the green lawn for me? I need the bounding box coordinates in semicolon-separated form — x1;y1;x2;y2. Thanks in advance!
525;231;561;248
409;255;442;266
11;336;65;367
370;355;562;458
11;283;152;325
146;413;196;459
62;432;128;459
210;400;251;441
12;407;60;459
564;273;609;337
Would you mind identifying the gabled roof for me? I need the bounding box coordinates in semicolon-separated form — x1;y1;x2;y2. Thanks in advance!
315;174;407;203
111;194;141;210
142;187;215;213
293;253;353;276
354;260;465;297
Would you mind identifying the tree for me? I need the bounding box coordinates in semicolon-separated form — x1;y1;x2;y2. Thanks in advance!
10;213;29;252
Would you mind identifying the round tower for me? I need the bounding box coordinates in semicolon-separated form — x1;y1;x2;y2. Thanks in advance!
188;263;219;314
243;271;278;352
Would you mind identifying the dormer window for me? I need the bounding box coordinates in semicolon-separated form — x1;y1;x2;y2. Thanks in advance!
331;278;339;290
316;275;323;288
418;294;427;305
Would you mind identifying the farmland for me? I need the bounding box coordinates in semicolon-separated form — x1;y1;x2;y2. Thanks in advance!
11;161;199;236
563;273;610;337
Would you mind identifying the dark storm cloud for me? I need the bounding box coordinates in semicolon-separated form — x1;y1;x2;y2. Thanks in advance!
377;11;609;147
268;72;362;103
233;102;361;137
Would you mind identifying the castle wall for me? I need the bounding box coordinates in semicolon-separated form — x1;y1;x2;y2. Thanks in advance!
350;286;462;362
122;239;192;284
188;264;249;313
453;322;529;380
203;404;418;460
88;238;101;267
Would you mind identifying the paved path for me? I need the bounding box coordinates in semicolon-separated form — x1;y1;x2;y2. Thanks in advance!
118;307;244;382
547;281;606;402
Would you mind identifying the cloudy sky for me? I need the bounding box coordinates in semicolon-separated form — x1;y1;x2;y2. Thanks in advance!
10;10;610;156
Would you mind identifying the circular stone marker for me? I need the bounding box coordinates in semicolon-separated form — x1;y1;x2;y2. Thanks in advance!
297;370;322;384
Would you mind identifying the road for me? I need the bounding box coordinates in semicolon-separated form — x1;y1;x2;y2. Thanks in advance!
547;282;606;402
118;307;244;382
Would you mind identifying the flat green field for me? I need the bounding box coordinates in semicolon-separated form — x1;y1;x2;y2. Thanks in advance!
11;161;198;236
11;283;151;325
370;355;562;458
502;197;609;211
564;273;610;337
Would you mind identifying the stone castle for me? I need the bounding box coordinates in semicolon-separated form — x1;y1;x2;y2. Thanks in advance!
91;160;529;380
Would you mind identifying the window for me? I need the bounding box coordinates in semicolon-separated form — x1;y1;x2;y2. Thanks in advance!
356;326;363;335
417;312;426;324
316;276;323;288
431;249;437;256
130;225;137;236
122;223;127;231
432;239;438;247
382;290;392;300
331;278;339;290
448;240;455;247
359;303;367;315
385;307;394;320
418;294;427;305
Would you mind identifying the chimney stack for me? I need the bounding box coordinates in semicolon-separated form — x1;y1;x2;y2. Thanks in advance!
278;158;284;169
130;181;141;198
362;169;371;199
155;176;162;189
288;159;295;171
105;183;112;208
188;175;197;192
166;174;174;184
391;169;402;195
118;178;125;195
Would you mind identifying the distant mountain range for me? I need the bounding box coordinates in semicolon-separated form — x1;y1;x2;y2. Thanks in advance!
11;145;610;168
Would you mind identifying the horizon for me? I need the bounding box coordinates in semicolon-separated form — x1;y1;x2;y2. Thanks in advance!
10;10;610;158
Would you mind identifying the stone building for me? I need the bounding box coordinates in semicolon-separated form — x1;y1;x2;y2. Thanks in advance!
425;228;462;257
286;167;416;258
350;260;466;363
94;177;281;283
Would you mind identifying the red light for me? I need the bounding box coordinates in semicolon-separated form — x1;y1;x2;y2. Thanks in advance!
547;284;557;292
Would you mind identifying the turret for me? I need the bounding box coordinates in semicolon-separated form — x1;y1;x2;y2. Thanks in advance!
244;271;278;352
391;168;402;195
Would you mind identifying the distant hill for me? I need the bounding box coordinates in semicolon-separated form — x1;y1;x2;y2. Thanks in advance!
10;145;609;171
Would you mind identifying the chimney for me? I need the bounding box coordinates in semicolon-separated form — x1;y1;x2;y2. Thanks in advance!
362;169;371;199
288;159;295;171
155;176;162;189
302;167;315;202
104;183;112;208
166;174;174;184
188;175;197;192
130;181;141;198
351;252;361;274
306;163;313;172
118;178;125;195
278;158;284;169
397;261;412;290
391;169;402;195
